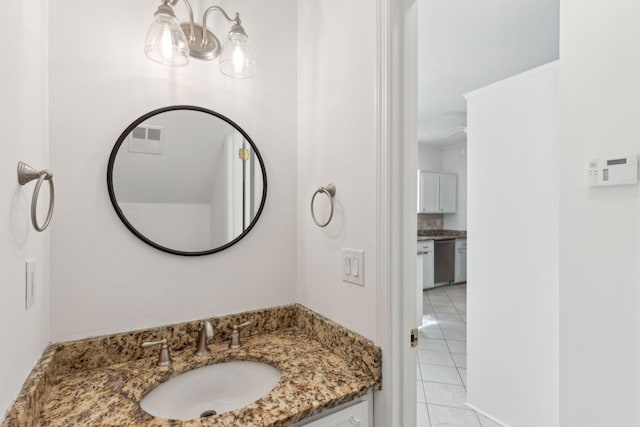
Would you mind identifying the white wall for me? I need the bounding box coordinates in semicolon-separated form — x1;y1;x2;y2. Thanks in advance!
0;0;50;416
119;203;211;251
418;144;443;172
49;0;298;341
297;0;378;341
465;62;559;427
559;1;640;425
443;142;467;230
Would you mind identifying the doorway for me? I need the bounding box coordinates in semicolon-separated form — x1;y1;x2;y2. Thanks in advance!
411;0;559;425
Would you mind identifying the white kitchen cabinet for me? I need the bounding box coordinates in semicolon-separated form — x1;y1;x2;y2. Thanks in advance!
417;240;435;290
417;239;435;326
418;171;440;212
438;174;457;213
417;254;423;326
417;170;457;213
298;399;370;427
454;238;467;283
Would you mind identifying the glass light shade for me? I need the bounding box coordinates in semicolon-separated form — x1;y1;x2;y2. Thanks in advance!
219;30;256;78
144;13;190;66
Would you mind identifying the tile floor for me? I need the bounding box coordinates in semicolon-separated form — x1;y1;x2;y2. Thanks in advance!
416;284;501;427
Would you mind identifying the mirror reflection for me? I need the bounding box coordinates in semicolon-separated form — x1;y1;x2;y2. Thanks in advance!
107;106;266;255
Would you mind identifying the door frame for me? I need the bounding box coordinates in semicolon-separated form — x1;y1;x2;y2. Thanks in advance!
375;0;418;425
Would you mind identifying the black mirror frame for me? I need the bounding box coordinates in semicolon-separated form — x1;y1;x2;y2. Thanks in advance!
107;105;267;256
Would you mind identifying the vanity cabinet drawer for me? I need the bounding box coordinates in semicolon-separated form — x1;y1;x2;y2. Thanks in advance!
300;400;369;427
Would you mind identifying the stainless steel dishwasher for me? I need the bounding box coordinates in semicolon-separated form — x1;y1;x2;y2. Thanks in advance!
434;239;455;285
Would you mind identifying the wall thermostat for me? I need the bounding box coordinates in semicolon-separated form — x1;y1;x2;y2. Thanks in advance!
588;155;638;187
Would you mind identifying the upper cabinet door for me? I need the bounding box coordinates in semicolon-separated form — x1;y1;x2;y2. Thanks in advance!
419;171;440;213
439;174;457;213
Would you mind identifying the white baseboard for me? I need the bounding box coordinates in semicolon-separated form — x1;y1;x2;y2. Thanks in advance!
465;402;511;427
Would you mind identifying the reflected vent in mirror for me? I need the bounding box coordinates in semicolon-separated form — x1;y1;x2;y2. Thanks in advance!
129;125;164;154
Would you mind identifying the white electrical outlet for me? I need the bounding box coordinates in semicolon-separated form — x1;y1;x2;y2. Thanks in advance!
25;259;36;310
342;249;365;286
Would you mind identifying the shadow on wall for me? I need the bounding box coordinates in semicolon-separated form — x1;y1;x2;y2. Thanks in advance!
11;187;31;248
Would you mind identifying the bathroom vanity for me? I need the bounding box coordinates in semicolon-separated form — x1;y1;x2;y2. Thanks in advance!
2;305;380;426
3;106;381;426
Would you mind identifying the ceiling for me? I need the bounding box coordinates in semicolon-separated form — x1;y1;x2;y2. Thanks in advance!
418;0;559;145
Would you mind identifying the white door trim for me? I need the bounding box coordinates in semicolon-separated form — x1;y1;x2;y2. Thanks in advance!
375;0;418;425
374;0;394;424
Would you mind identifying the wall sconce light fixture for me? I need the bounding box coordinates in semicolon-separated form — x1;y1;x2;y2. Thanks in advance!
145;0;256;78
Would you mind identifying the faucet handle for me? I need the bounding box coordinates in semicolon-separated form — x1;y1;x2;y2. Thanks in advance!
141;337;172;367
195;321;214;356
229;321;251;349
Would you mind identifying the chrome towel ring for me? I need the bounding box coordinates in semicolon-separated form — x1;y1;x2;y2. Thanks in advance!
17;162;55;232
311;183;336;227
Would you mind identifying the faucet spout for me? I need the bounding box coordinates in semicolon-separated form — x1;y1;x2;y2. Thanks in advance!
195;320;214;356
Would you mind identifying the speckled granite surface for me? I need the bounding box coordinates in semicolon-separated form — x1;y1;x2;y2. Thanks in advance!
0;346;57;427
53;305;299;376
417;229;467;240
2;304;381;427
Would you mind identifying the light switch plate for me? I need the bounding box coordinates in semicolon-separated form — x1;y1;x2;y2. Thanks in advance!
342;249;365;286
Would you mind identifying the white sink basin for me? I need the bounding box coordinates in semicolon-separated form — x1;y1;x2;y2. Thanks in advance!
140;360;281;420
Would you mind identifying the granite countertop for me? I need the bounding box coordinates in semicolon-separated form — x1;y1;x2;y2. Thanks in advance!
3;305;381;427
40;330;373;426
417;229;467;241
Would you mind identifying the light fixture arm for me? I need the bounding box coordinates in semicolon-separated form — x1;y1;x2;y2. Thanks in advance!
202;6;241;45
164;0;196;43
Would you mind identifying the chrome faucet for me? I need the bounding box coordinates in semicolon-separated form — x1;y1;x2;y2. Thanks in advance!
229;321;251;349
195;320;214;356
141;337;172;367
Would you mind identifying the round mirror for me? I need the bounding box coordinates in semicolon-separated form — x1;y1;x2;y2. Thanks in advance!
107;106;267;256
